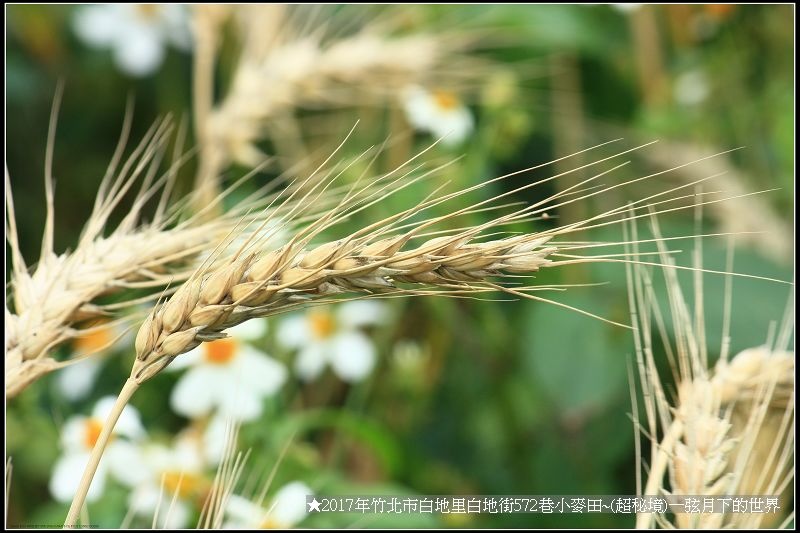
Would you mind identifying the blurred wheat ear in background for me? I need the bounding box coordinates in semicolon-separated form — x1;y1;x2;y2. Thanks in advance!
628;215;794;529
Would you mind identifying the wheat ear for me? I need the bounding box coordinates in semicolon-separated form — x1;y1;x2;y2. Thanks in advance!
629;214;794;529
195;4;479;193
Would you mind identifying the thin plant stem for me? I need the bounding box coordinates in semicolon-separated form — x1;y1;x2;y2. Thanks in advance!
63;378;140;527
192;7;222;219
636;419;683;529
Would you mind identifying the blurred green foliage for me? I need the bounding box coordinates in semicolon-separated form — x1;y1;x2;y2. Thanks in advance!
6;4;793;529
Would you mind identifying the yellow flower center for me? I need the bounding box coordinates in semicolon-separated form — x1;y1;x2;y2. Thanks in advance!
83;418;104;449
74;322;114;354
161;470;208;500
309;310;336;339
203;338;239;364
433;90;461;111
259;516;283;529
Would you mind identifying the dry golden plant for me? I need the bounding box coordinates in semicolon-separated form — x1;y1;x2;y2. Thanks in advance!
4;95;408;398
628;215;794;529
5;97;220;397
62;139;792;526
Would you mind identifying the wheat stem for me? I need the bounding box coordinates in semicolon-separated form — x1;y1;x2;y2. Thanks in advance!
635;420;683;529
63;378;140;528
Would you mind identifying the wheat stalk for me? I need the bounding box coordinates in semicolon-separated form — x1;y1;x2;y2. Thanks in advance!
628;214;795;529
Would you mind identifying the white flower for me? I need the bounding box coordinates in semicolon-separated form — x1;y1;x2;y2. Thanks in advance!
128;422;228;528
72;4;191;77
403;86;474;146
276;301;387;383
224;481;313;529
56;319;130;402
49;396;145;503
611;4;643;13
674;70;710;107
169;319;287;422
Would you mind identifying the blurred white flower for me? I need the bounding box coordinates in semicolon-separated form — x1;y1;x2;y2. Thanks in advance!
128;420;229;528
56;319;130;402
276;300;387;383
49;396;145;503
611;4;643;13
674;70;710;106
169;319;287;422
403;86;474;146
72;4;191;77
224;481;313;529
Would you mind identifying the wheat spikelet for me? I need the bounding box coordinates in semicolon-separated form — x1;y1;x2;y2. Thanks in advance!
629;215;794;529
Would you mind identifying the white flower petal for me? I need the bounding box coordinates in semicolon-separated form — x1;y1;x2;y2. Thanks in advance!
402;85;473;145
106;441;149;487
168;344;204;371
139;443;174;476
237;347;287;396
430;107;474;146
329;332;376;382
276;315;312;349
224;494;263;524
61;417;89;451
129;484;162;515
159;5;193;50
217;379;264;422
50;451;107;503
113;25;165;76
56;357;104;402
336;300;388;328
269;481;313;527
129;483;190;527
72;4;123;47
228;319;268;341
92;396;145;440
159;499;191;529
612;4;643;13
403;86;436;129
204;416;232;466
294;343;328;381
170;366;219;419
